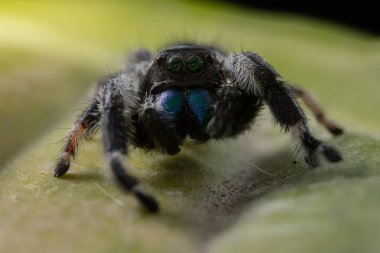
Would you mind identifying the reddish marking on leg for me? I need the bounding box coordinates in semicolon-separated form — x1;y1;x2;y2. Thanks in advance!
55;123;88;177
295;89;343;136
64;123;86;161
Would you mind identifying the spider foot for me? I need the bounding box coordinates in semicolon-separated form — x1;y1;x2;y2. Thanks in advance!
133;187;160;213
321;144;342;162
328;125;344;136
305;144;342;167
54;157;70;177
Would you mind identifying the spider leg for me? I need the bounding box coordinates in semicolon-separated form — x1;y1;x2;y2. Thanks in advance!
265;83;342;166
290;85;343;136
207;85;262;138
102;81;159;213
123;48;152;73
136;95;182;154
225;53;342;166
54;99;101;177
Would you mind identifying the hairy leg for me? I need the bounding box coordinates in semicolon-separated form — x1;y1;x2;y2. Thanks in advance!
290;85;343;136
135;94;183;154
102;81;159;213
54;99;101;177
207;85;262;138
225;53;342;166
123;48;152;73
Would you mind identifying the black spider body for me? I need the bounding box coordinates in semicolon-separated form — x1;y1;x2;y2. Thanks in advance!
54;43;343;213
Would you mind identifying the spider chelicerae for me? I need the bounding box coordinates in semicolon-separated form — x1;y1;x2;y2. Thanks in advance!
54;43;343;213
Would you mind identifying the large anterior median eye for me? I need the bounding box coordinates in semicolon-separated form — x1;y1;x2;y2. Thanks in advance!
186;55;204;73
166;56;183;74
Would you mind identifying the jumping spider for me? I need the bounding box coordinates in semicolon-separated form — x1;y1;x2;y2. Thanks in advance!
54;43;343;213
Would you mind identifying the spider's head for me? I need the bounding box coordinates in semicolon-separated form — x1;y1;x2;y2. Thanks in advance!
147;44;223;93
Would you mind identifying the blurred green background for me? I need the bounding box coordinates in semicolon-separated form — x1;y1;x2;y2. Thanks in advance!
1;0;379;166
0;1;379;253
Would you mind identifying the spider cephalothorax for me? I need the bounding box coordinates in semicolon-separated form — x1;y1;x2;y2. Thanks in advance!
54;43;343;213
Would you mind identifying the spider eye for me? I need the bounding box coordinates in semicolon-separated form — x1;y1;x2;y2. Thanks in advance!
186;55;204;73
166;56;183;74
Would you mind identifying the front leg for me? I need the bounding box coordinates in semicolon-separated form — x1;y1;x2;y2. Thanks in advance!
102;81;159;213
136;94;183;155
225;53;342;166
264;82;342;166
207;85;262;139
